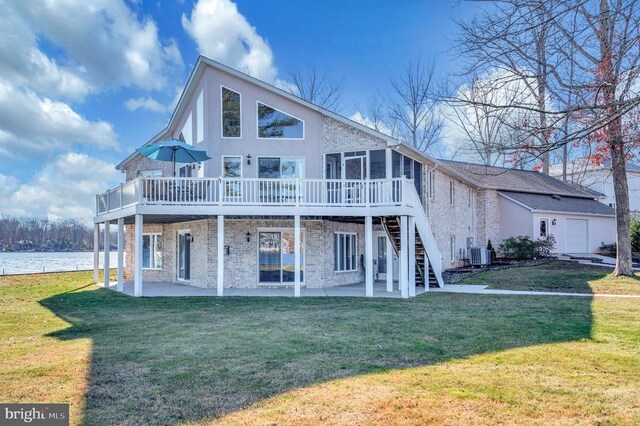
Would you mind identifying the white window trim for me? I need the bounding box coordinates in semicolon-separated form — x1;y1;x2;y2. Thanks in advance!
221;155;243;178
256;227;306;285
256;100;305;140
177;229;191;282
142;233;163;270
220;85;242;139
428;169;435;200
539;217;550;238
450;235;456;264
256;156;306;178
334;231;358;273
449;180;455;206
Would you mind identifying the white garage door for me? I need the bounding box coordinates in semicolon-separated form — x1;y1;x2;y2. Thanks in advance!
566;219;588;253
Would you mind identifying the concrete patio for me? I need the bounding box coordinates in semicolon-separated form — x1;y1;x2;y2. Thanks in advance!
105;281;428;298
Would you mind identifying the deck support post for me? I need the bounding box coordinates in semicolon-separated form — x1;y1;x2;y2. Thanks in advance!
386;235;393;292
217;215;224;296
408;216;416;297
294;215;301;297
134;214;143;297
365;215;374;297
424;253;430;292
103;221;110;288
93;223;99;284
399;215;409;299
117;218;124;292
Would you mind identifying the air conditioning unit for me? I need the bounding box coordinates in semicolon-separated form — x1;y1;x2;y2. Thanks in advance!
469;247;491;266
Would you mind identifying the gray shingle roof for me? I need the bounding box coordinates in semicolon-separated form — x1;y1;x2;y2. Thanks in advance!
438;160;601;198
499;191;614;215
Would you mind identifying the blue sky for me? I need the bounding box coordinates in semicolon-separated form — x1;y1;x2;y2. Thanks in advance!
0;0;479;222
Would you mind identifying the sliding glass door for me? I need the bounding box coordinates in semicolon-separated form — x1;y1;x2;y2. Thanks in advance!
258;230;304;283
177;231;191;281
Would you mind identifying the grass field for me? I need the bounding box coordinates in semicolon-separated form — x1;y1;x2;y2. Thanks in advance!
461;260;640;295
0;270;639;425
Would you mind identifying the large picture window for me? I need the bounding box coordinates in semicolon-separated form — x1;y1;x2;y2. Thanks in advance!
334;232;357;272
257;102;304;139
221;87;241;138
142;234;163;269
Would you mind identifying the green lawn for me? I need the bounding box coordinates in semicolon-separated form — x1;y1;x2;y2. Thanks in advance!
461;260;640;295
1;271;639;425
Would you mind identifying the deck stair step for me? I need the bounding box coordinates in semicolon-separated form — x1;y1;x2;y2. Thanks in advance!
382;216;438;288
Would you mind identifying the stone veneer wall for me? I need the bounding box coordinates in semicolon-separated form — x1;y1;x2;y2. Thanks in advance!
424;167;477;267
124;155;174;181
124;218;370;288
322;220;366;286
320;115;387;153
475;189;501;249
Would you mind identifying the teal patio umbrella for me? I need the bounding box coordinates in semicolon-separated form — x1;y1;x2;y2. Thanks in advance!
136;139;211;176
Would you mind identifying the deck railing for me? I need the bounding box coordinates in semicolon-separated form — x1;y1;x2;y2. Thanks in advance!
96;177;406;214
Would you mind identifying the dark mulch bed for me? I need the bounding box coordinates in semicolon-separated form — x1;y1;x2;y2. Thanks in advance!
443;258;551;284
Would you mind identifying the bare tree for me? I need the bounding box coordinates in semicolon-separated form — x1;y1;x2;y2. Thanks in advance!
365;95;387;133
456;0;640;276
387;59;443;153
445;72;537;165
284;67;343;112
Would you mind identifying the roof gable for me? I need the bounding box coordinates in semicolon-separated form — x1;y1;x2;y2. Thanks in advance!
117;56;402;170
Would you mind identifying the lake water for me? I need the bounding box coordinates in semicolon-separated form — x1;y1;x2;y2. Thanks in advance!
0;251;121;275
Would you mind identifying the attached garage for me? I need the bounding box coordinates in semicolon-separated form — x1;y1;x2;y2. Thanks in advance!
565;218;588;253
497;191;616;254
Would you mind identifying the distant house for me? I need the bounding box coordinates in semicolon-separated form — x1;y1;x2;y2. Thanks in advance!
549;158;640;214
437;160;616;254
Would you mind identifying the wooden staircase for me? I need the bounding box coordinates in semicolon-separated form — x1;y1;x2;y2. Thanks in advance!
382;216;438;288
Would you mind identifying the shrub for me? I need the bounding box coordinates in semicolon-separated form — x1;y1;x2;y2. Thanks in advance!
499;236;536;259
486;239;497;260
631;218;640;252
499;235;556;260
598;242;617;256
534;235;556;257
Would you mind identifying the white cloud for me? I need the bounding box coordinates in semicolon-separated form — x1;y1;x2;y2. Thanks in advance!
10;0;183;93
0;3;90;101
182;0;277;83
125;96;168;113
0;81;118;157
0;153;121;223
349;111;393;136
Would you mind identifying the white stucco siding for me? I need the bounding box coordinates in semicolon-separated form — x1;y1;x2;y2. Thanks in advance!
498;196;533;241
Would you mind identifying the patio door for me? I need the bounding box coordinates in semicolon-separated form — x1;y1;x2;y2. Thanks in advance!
258;230;304;283
373;232;398;282
344;152;366;203
177;230;191;281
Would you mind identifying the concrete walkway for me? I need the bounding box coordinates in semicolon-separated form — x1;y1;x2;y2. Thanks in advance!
432;284;640;298
105;281;427;298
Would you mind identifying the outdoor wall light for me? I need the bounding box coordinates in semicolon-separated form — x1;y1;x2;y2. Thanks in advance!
224;245;230;255
246;154;252;165
246;232;251;242
552;219;557;226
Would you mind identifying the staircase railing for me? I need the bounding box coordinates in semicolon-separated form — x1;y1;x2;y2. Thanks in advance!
402;179;444;287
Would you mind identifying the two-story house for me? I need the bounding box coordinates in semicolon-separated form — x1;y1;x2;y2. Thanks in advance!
92;56;615;298
92;56;461;298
